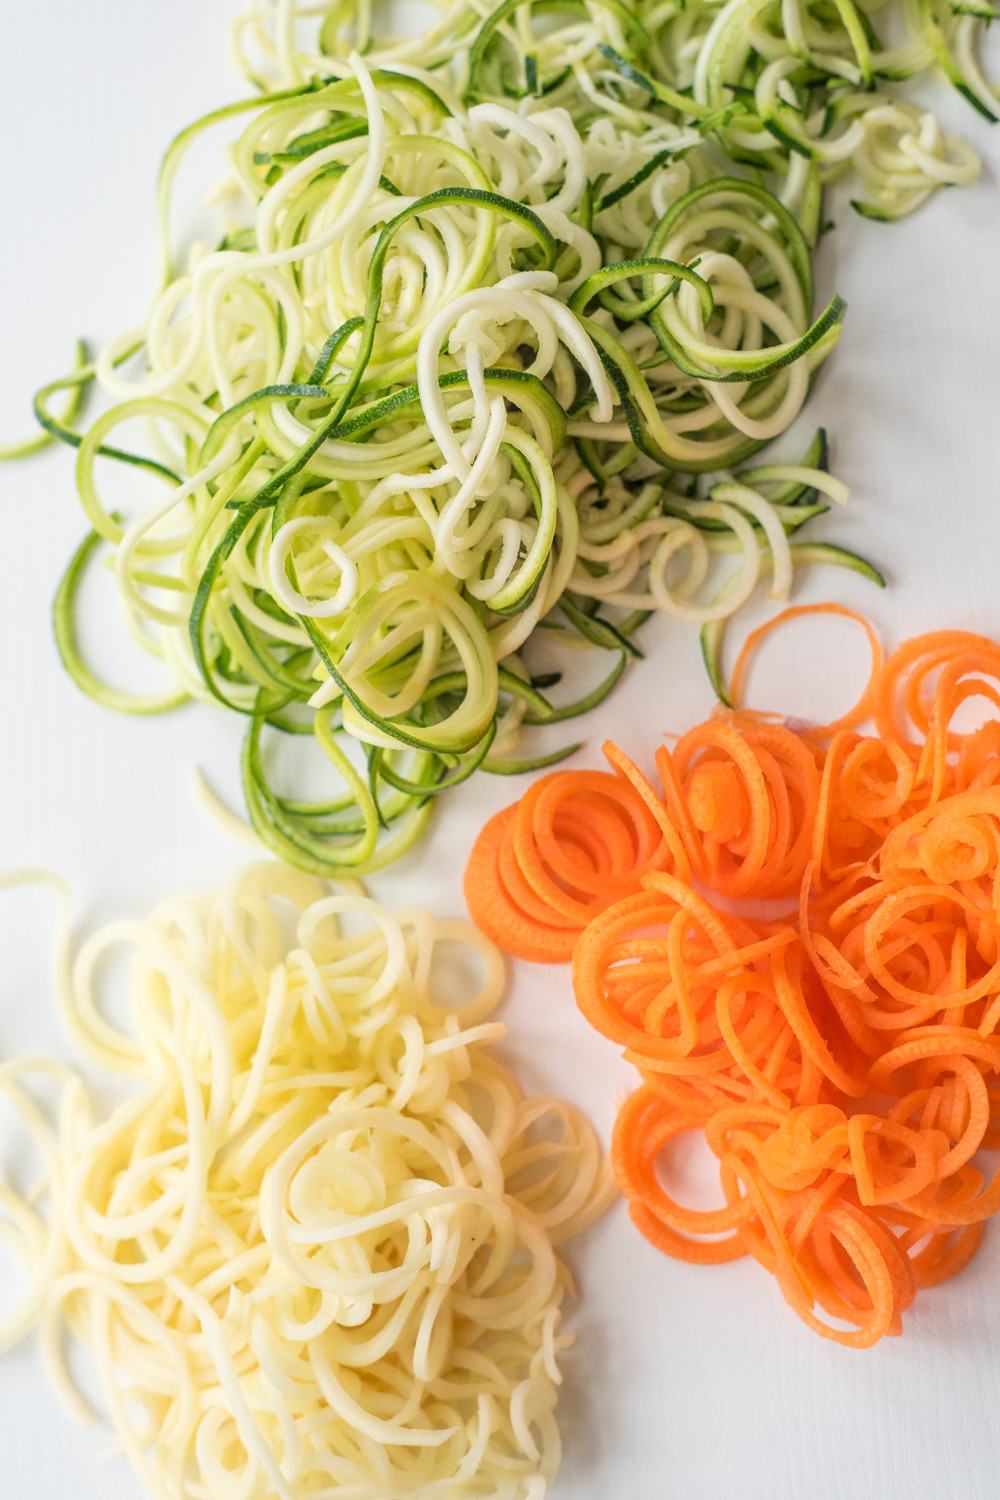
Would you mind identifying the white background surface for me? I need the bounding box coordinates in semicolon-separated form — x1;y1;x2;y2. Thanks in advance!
1;5;999;1498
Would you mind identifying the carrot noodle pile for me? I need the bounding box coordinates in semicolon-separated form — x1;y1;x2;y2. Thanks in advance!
468;610;1000;1346
0;864;612;1496
463;741;679;962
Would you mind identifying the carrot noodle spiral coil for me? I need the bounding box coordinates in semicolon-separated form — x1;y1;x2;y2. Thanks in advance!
469;618;1000;1346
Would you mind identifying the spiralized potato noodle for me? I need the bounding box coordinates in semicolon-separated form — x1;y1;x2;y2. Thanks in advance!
0;863;614;1497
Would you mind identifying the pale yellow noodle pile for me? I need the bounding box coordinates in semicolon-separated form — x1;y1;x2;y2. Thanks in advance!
0;863;613;1499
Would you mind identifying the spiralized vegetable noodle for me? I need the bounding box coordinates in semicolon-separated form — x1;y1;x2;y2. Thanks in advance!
36;17;891;875
0;863;613;1497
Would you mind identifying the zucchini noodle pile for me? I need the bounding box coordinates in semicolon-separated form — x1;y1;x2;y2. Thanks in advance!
28;0;986;872
239;0;990;220
0;864;612;1499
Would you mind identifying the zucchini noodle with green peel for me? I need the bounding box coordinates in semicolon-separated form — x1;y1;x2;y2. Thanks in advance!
243;0;990;220
20;0;986;872
0;863;614;1500
32;45;879;875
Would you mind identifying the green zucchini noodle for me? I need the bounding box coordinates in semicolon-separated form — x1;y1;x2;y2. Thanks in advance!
239;0;990;215
0;340;88;459
0;863;614;1498
21;0;988;871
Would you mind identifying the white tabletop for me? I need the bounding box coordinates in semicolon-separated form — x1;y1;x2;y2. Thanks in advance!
1;5;999;1498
